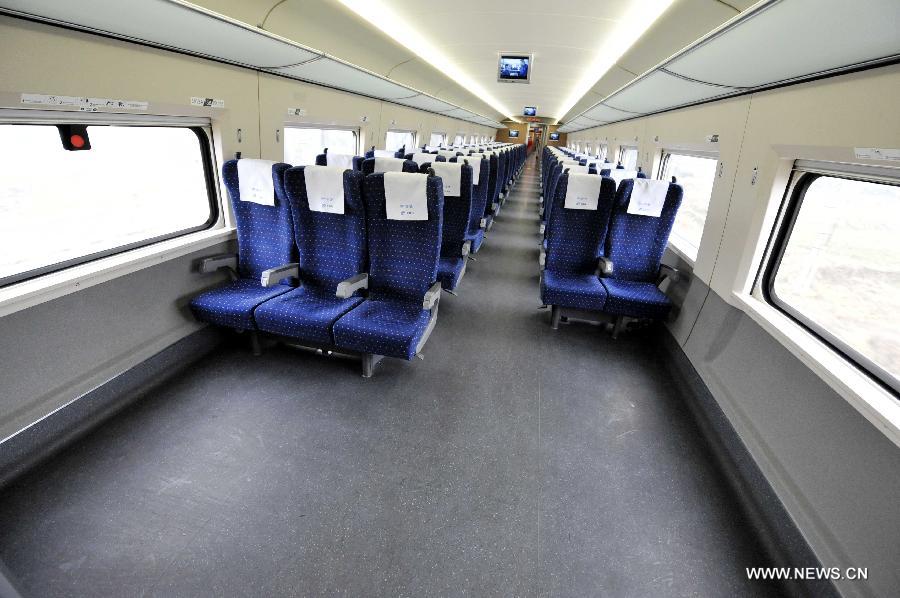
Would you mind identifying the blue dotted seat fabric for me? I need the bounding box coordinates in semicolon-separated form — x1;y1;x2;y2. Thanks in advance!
540;174;616;311
254;167;368;345
333;174;443;359
361;158;419;175
432;162;473;291
599;179;683;320
459;158;488;252
190;160;296;330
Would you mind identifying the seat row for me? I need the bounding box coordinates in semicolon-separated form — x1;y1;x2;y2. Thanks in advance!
190;144;526;376
537;146;683;336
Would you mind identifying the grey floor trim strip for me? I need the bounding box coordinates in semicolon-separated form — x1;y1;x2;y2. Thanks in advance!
0;326;225;489
659;331;839;598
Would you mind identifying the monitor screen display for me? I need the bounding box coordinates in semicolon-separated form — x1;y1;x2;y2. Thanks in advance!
508;130;520;138
523;106;537;116
498;55;531;83
549;132;560;140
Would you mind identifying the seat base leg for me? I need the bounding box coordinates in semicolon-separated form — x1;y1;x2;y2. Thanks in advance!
612;315;625;339
361;353;384;378
550;305;561;330
250;331;262;356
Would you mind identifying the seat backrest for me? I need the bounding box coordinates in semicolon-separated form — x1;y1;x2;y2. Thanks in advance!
283;166;367;291
222;159;296;282
542;161;565;225
430;160;473;258
362;157;419;175
604;179;683;282
315;151;362;171
545;173;616;276
454;156;489;237
363;172;443;303
486;153;501;207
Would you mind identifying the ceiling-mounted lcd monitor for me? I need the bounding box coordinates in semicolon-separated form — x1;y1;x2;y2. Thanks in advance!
508;129;520;138
549;132;560;140
523;106;537;116
498;54;531;84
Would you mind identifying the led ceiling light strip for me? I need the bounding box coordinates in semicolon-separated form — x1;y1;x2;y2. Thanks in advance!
554;0;677;119
336;0;517;122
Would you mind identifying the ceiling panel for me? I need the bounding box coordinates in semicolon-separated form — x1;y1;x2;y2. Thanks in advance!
272;57;418;99
605;71;735;113
0;0;318;68
393;94;456;113
582;104;640;123
666;0;900;88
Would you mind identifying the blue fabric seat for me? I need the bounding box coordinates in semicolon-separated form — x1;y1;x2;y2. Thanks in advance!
191;279;292;331
332;298;432;359
458;155;489;252
541;271;607;311
315;150;362;171
254;165;368;346
333;172;443;363
599;178;684;323
539;172;617;327
190;160;295;332
428;160;474;291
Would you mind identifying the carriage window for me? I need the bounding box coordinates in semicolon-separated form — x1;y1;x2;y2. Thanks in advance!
620;146;638;170
385;129;415;153
453;134;465;146
598;144;608;161
429;132;446;147
659;151;717;261
0;123;216;287
283;127;357;165
766;170;900;394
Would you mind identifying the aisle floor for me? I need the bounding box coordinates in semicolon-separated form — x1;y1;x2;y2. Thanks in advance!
0;159;780;597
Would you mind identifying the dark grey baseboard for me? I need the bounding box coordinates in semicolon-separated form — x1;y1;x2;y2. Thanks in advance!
0;326;224;490
659;331;839;598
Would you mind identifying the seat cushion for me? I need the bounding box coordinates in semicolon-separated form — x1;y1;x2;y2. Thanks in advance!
437;257;465;291
253;286;364;346
600;278;671;320
540;271;607;311
332;299;432;360
465;229;484;253
190;279;291;331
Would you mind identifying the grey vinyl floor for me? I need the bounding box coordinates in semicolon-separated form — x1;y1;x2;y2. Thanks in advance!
0;159;781;597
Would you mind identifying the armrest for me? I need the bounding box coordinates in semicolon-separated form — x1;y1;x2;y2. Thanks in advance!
539;248;546;267
596;256;614;276
479;218;487;229
658;263;681;284
261;262;299;287
461;240;472;257
423;281;442;310
336;273;368;298
199;253;237;274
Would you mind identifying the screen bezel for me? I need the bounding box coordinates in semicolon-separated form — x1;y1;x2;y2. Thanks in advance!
497;53;533;84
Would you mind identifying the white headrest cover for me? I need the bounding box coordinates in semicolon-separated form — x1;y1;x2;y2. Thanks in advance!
411;152;437;166
437;150;458;158
563;164;589;174
384;172;428;220
607;169;638;187
430;161;464;196
303;165;345;214
564;173;603;210
237;159;276;206
464;157;482;185
374;157;406;173
373;149;395;158
627;178;669;218
326;153;354;169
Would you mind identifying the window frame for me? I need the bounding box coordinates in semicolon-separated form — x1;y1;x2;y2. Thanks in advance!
385;128;416;153
283;124;359;164
619;145;638;168
760;162;900;396
0;119;219;290
429;132;447;147
656;148;719;263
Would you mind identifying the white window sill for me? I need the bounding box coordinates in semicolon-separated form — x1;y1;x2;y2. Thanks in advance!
732;291;900;448
665;240;697;266
0;227;236;318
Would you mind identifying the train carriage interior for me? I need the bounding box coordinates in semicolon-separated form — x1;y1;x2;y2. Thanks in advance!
0;0;898;596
